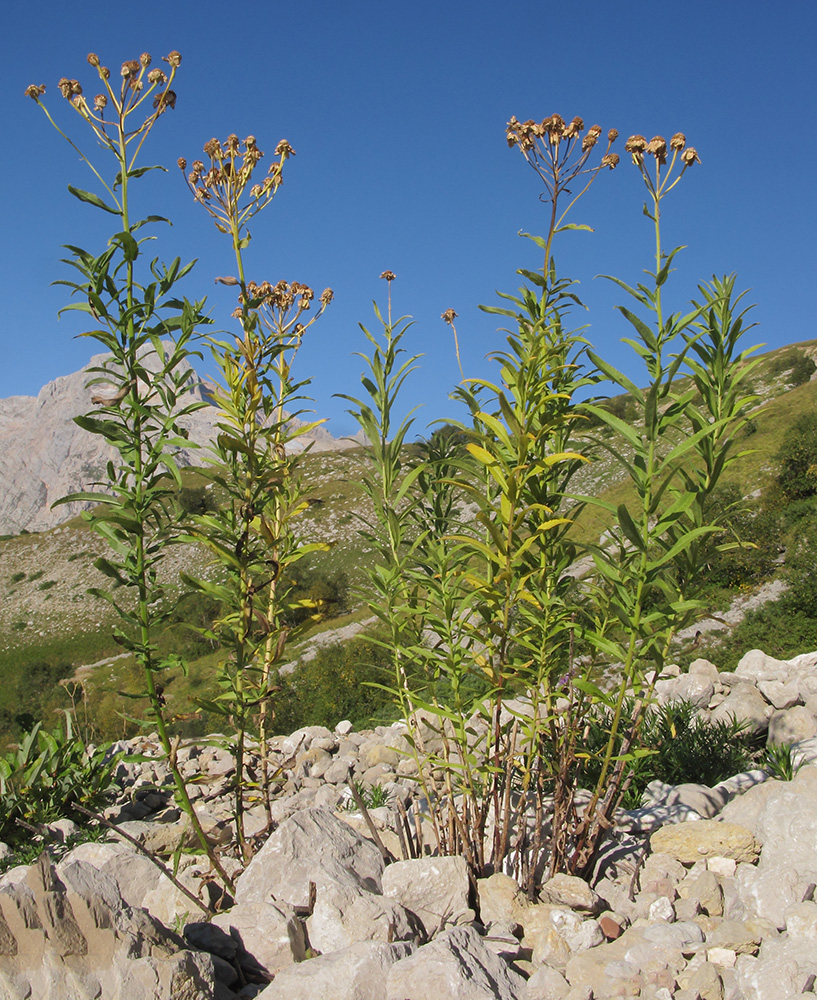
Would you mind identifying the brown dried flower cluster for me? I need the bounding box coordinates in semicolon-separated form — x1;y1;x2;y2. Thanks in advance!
506;112;619;223
379;270;396;282
624;130;700;200
25;51;182;156
232;280;333;343
625;132;699;170
181;133;293;236
506;112;619;265
441;308;458;325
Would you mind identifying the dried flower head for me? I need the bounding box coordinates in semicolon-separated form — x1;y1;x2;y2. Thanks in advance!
670;132;686;150
178;157;187;171
93;94;107;111
564;116;584;139
87;53;100;68
442;308;458;325
121;60;140;79
24;84;46;100
680;147;700;166
320;288;334;306
601;153;620;169
57;78;72;98
275;139;295;158
140;53;152;68
625;134;647;163
544;114;566;145
153;90;176;112
380;270;396;282
646;135;667;164
147;69;167;85
608;128;619;143
163;51;182;68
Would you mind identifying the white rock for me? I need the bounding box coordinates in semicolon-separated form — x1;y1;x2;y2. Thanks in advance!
386;925;526;1000
235;807;384;910
381;856;472;938
259;941;415;1000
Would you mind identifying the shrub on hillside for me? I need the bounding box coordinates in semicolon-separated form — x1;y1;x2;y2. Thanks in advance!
777;413;817;502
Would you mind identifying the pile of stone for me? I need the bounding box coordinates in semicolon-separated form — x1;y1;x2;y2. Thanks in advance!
3;647;817;999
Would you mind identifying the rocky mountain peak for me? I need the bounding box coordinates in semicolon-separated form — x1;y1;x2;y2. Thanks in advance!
0;349;356;535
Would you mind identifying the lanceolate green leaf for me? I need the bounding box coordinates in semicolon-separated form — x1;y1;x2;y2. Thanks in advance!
67;184;120;214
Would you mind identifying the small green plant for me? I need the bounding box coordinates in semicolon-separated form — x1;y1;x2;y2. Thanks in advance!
763;742;803;782
10;572;25;584
581;700;759;807
28;571;44;583
344;780;389;811
0;714;119;848
38;580;57;591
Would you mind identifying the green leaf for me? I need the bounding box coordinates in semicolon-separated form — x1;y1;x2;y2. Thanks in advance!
67;185;120;215
617;504;646;551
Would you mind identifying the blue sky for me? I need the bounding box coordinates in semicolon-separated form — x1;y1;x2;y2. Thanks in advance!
3;0;815;437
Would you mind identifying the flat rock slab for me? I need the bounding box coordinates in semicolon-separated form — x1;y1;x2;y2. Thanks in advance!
650;820;760;864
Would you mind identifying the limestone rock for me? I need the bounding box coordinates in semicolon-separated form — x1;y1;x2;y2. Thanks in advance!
258;940;415;1000
0;853;217;999
386;925;527;1000
537;874;604;915
0;347;354;534
211;900;307;976
381;856;473;938
650;820;760;864
306;881;424;954
235;807;384;910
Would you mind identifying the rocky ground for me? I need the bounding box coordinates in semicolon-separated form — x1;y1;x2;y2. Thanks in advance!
3;646;817;999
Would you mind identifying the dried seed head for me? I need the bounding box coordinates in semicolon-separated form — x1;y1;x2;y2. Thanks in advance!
442;308;458;325
225;134;240;153
163;51;182;68
320;288;334;306
153;89;176;112
564;116;584;139
670;132;686;150
581;132;598;151
24;84;46;100
57;78;72;98
100;66;110;80
140;52;151;67
121;60;139;78
275;139;295;158
608;128;619;143
245;135;257;149
203;138;221;157
147;69;167;85
178;157;187;171
625;134;647;163
544;114;566;144
231;306;244;320
380;270;396;282
601;153;620;169
681;146;700;166
646;135;667;164
87;53;100;68
93;94;107;111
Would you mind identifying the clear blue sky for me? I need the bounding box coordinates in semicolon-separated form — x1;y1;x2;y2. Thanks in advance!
4;0;815;437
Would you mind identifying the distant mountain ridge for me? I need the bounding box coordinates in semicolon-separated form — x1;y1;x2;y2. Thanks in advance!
0;349;357;535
